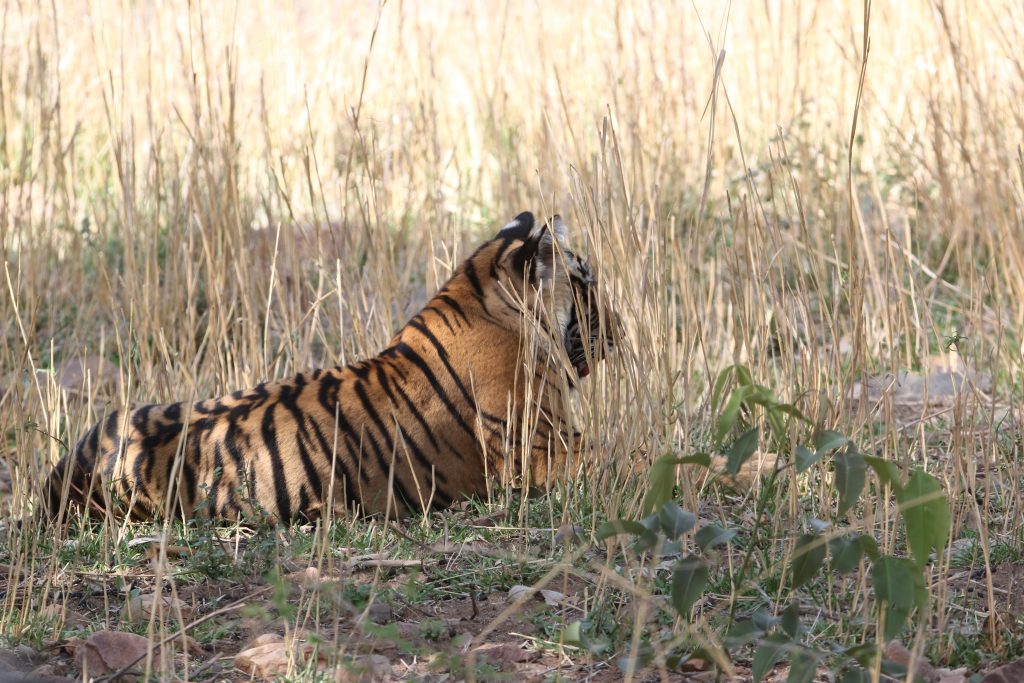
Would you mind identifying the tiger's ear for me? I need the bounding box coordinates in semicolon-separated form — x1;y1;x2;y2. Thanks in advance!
547;215;569;246
512;214;569;281
498;212;536;239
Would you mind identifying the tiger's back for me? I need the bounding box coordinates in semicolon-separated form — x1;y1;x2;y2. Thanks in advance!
46;212;613;522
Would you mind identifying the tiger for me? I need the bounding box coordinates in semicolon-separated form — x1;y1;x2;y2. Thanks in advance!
44;212;614;523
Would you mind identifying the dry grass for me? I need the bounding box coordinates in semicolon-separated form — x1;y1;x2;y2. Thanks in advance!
1;0;1023;680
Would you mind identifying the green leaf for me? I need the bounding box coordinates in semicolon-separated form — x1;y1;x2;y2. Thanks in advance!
726;427;760;475
780;600;801;639
596;519;660;553
863;455;902;490
639;513;660;531
773;403;810;424
735;365;754;387
715;385;750;446
828;535;864;573
752;633;789;683
752;609;780;631
795;445;820;473
695;524;736;551
641;453;712;514
671;556;709;618
666;453;714;467
632;534;659;553
791;534;826;589
835;447;867;516
896;470;950;569
765;410;787;448
710;365;737;417
838;667;871;683
880;657;910;677
617;648;653;674
746;385;780;408
564;620;610;654
814;429;848;453
723;619;763;648
657;501;696;539
562;620;583;644
560;621;611;655
642;460;676;514
844;643;880;669
583;633;611;655
857;534;880;561
596;519;650;541
657;540;683;557
787;648;819;683
913;574;929;611
883;605;912;641
872;556;917;610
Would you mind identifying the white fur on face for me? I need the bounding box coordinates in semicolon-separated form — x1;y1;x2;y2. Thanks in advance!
502;217;524;231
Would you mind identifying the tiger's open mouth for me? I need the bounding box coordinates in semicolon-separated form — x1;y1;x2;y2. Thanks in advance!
568;346;592;377
565;313;608;379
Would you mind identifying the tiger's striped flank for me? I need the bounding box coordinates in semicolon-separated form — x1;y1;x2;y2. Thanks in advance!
44;212;614;522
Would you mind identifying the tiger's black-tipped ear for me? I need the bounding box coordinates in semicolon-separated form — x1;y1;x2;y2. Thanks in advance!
511;214;569;281
496;212;536;241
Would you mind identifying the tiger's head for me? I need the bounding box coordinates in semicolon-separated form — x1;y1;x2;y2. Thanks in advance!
461;211;614;378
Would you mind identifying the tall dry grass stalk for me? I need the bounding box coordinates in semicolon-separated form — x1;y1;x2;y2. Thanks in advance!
1;0;1022;674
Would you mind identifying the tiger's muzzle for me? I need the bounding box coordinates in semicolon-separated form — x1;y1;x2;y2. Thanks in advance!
565;284;616;378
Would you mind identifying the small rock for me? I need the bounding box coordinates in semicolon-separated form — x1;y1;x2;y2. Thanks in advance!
935;667;970;683
0;644;46;672
44;356;121;395
121;593;193;624
554;524;584;545
365;601;392;624
26;663;76;682
473;643;539;668
981;659;1024;683
29;664;60;677
884;640;938;683
394;622;421;640
947;537;975;561
336;654;391;682
285;566;322;588
73;630;153;682
234;640;291;679
850;369;992;404
679;657;712;672
354;601;393;627
507;585;564;607
13;645;40;662
234;634;328;680
40;604;89;629
243;645;289;676
469;508;507;526
247;633;284;648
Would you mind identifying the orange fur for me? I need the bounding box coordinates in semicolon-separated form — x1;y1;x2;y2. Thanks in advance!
45;212;612;522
